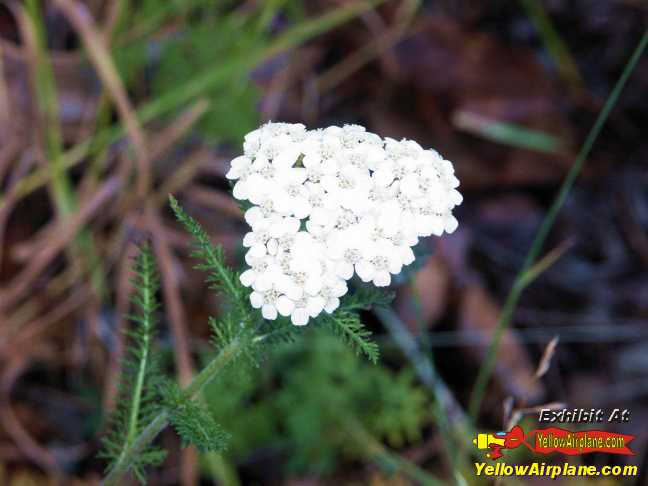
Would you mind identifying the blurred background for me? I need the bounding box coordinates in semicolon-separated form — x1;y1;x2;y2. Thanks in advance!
0;0;646;484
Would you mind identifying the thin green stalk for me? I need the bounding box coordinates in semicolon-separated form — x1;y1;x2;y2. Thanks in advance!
375;307;473;484
23;0;106;300
102;336;245;486
344;415;444;486
468;31;648;422
452;110;565;154
24;0;74;216
103;410;170;486
257;0;286;32
111;247;156;474
202;452;241;486
518;0;583;90
126;270;153;446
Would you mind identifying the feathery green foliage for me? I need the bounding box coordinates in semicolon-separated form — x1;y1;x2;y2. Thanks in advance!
169;195;248;316
314;287;391;363
102;198;394;484
339;286;394;312
204;331;429;475
319;310;380;364
100;242;166;483
153;17;262;143
163;383;230;452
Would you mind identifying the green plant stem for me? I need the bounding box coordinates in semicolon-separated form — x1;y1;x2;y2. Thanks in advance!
202;451;241;486
102;337;244;486
374;307;472;482
518;0;583;90
24;0;72;214
103;410;170;486
125;267;153;447
23;0;107;301
468;30;648;422
344;416;444;486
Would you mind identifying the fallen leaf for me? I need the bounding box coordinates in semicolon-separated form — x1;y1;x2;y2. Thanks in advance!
459;284;544;403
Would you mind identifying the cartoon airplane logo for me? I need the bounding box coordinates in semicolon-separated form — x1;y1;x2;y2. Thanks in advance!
472;425;528;459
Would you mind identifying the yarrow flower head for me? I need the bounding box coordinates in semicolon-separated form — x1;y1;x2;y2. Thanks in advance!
227;122;462;326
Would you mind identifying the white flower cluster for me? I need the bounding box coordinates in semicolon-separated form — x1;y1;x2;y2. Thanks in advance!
227;122;462;326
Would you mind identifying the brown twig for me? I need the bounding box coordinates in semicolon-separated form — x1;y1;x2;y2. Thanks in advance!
184;184;244;220
0;357;61;475
53;0;151;200
0;176;120;313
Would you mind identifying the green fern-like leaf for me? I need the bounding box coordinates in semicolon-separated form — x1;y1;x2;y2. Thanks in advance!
169;195;249;316
100;242;166;483
269;331;429;473
340;286;395;312
208;315;257;366
163;383;230;452
320;310;379;364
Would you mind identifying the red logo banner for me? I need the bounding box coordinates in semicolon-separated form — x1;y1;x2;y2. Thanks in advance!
485;425;635;460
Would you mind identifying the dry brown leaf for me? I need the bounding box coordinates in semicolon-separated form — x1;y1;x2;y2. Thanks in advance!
459;284;544;403
535;336;559;379
397;253;449;329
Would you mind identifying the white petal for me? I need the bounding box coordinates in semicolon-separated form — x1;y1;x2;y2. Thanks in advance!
240;269;256;287
231;155;250;169
400;246;415;266
450;189;463;206
292;199;311;219
291;308;309;326
273;194;293;214
444;215;459;233
388;257;403;274
356;260;375;282
304;276;322;295
244;207;264;226
373;167;394;186
276;296;295;317
428;216;444;236
307;296;325;317
335;261;354;280
284;281;303;301
250;243;267;258
253;274;272;292
262;304;278;320
400;175;421;197
244;250;257;265
242;232;255;247
285;217;300;233
266;239;278;255
373;271;391;287
324;297;340;313
274;147;300;169
225;167;239;180
250;291;263;308
232;181;249;200
332;280;348;297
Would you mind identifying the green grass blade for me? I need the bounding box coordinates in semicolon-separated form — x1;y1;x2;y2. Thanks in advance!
468;30;648;422
452;110;565;154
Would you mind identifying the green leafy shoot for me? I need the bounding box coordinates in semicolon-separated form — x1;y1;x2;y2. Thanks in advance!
169;195;249;317
315;285;393;364
319;310;380;364
163;382;230;453
340;286;394;312
100;242;166;483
